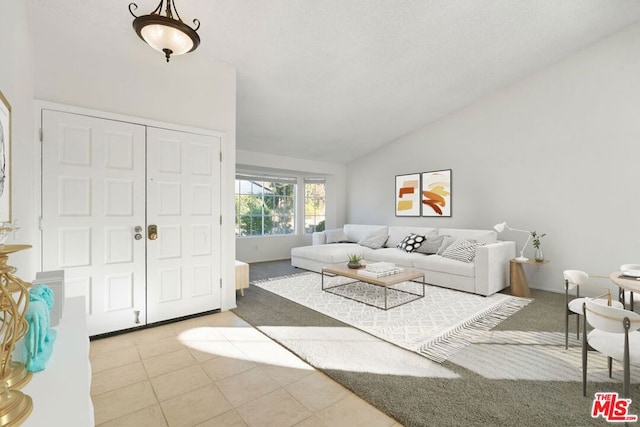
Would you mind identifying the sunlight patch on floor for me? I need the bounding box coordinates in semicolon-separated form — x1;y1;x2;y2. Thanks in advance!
177;326;314;371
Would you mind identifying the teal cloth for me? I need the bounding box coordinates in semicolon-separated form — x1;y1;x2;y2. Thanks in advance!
24;284;57;372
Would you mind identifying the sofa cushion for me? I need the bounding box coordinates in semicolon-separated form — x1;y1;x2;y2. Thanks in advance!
441;239;481;263
366;247;425;268
358;228;389;249
439;228;497;244
325;228;350;243
397;234;426;253
413;255;475;277
343;224;388;243
291;243;373;264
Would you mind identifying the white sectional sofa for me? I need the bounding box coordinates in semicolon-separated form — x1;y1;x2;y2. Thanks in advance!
291;224;516;296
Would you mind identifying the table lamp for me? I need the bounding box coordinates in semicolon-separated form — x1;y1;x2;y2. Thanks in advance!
494;221;531;262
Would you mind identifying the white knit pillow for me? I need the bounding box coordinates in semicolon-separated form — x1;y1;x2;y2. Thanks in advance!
417;235;444;255
358;228;389;249
325;228;350;243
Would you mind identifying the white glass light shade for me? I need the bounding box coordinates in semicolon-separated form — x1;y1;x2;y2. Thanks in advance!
129;2;201;63
141;24;193;55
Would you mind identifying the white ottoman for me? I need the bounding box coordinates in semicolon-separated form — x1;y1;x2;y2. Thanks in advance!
235;260;249;296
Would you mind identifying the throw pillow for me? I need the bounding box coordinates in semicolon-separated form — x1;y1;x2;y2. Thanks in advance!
325;228;349;244
441;239;481;263
426;229;439;239
416;235;444;255
358;228;389;249
436;235;457;255
396;234;426;253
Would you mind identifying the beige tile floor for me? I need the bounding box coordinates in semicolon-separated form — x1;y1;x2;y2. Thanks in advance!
90;310;402;427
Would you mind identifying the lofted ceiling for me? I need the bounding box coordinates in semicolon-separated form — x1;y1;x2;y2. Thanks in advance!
30;1;640;164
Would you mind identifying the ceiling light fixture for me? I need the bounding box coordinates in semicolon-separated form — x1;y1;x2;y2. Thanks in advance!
129;0;200;63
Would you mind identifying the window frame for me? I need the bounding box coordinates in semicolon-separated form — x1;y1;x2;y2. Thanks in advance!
304;177;326;234
235;174;297;237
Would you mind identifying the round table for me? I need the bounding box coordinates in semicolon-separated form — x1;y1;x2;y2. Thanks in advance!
610;271;640;309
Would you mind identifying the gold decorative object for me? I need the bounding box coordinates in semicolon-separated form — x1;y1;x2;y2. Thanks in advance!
0;383;32;426
0;245;33;424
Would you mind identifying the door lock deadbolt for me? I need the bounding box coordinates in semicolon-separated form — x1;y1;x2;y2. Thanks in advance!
148;225;158;240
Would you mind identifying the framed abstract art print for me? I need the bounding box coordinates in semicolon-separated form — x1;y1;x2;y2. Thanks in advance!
395;173;420;216
421;169;451;217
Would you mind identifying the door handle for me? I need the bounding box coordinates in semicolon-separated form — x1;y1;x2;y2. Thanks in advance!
148;224;158;240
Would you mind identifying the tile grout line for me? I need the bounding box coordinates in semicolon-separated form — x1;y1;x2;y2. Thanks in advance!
91;311;397;426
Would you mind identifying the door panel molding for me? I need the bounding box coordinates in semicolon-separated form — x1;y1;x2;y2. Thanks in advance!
41;107;223;335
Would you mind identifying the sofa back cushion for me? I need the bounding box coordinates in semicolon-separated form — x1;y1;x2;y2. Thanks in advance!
386;226;437;248
439;228;497;244
325;228;350;243
358;228;389;249
343;224;388;243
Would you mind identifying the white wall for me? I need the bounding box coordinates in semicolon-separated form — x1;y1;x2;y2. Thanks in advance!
26;7;238;310
347;22;640;294
236;149;346;263
0;1;36;276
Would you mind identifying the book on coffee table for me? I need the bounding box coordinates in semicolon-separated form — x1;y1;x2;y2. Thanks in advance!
357;268;404;278
357;262;404;278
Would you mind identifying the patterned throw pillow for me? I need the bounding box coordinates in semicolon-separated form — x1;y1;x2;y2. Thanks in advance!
396;234;426;253
441;239;481;263
358;228;389;249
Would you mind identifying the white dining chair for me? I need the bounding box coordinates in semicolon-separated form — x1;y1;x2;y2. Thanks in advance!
564;270;623;350
582;298;640;397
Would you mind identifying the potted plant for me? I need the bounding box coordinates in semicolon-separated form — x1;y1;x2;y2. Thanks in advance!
347;253;363;269
531;231;546;262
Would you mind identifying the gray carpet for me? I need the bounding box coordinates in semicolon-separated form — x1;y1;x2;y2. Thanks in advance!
235;260;640;427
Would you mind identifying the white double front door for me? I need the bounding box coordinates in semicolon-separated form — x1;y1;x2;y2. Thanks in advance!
41;110;221;336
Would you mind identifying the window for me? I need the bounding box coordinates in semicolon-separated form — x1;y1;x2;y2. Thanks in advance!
304;178;325;233
235;174;296;236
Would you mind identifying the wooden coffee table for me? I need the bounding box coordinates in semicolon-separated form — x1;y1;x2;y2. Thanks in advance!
321;264;426;310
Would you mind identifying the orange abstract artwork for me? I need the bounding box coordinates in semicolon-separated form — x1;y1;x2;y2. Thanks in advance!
421;170;451;217
395;174;420;216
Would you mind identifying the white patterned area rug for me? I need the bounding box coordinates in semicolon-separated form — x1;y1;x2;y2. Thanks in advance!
253;272;530;363
448;331;640;382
